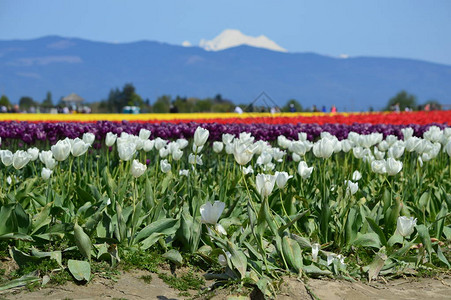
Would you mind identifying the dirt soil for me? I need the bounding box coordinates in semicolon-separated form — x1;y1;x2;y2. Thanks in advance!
1;271;451;300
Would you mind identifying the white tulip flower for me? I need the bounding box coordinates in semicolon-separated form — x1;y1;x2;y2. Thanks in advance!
200;201;226;234
130;159;147;178
386;157;403;176
27;147;39;161
352;170;362;181
82;132;95;145
344;180;358;195
71;138;90;157
298;161;313;179
0;150;14;166
371;160;386;174
311;243;320;262
12;150;31;170
41;167;53;180
179;169;189;176
213;141;224;153
51;139;71;161
193;127;209;147
256;173;276;197
160;159;171;173
143;140;155;152
313;137;335;159
105;132;117;147
172;149;183;161
176;138;189;149
275;171;293;189
138;128;151;140
117;142;136;161
396;216;417;237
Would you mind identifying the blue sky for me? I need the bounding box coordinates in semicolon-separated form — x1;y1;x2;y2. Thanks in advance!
1;0;451;65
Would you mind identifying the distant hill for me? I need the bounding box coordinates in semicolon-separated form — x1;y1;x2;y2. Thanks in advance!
1;36;450;111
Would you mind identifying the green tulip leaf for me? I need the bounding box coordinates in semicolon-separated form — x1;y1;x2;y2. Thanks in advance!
68;259;91;282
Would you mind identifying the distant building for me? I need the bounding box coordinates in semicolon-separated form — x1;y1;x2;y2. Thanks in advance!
62;93;84;109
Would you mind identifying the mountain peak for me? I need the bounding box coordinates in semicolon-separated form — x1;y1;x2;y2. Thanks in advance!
198;29;287;52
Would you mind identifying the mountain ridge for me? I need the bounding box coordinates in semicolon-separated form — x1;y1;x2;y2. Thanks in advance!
1;36;451;111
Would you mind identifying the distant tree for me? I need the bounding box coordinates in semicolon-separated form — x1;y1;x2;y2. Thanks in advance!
384;90;417;111
0;94;11;107
153;95;171;113
19;96;36;111
195;98;213;112
173;96;195;113
282;99;302;112
41;91;53;109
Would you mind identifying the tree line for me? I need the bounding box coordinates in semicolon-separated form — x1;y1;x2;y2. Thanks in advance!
0;83;444;113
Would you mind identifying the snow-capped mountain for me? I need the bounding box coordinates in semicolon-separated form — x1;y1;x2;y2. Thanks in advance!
198;29;287;52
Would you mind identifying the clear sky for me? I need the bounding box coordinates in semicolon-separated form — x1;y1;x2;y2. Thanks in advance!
1;0;451;65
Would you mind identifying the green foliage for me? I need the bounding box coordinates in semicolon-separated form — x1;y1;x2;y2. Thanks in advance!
282;99;303;112
0;94;10;107
19;96;36;111
384;90;417;111
41;91;53;109
153;95;171;113
158;270;205;291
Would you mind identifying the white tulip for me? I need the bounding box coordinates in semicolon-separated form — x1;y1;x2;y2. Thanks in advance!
386;157;403;176
172;149;183;161
242;165;254;175
373;147;386;160
179;169;189;176
12;150;31;170
386;135;398;146
352;170;362;181
344;180;358;195
194;127;209;147
143;140;155;152
159;147;169;158
188;153;203;165
213;141;224;153
176;138;189;149
82;132;95;145
290;141;308;156
117;142;136;161
255;173;276;197
445;140;451;157
298;132;307;141
105;132;117;147
396;216;417;237
311;243;320;262
371;160;386;174
238;132;254;145
401;127;414;140
200;201;225;225
275;171;293;189
378;140;389;152
222;133;235;144
277;135;291;149
139;128;151;140
233;142;256;166
292;153;301;162
51;139;71;161
27;147;39;161
298;161;313;179
39;150;57;169
130;159;147;178
256;152;272;166
192;144;203;153
41;167;53;180
154;138;167;150
423;126;443;143
71;138;90;157
341;139;353;153
160;159;171;173
0;150;13;166
313;137;335;159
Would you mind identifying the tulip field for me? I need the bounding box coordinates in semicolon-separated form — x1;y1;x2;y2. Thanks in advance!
0;112;451;296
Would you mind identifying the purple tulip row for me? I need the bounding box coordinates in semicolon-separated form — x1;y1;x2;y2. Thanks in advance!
0;121;449;146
